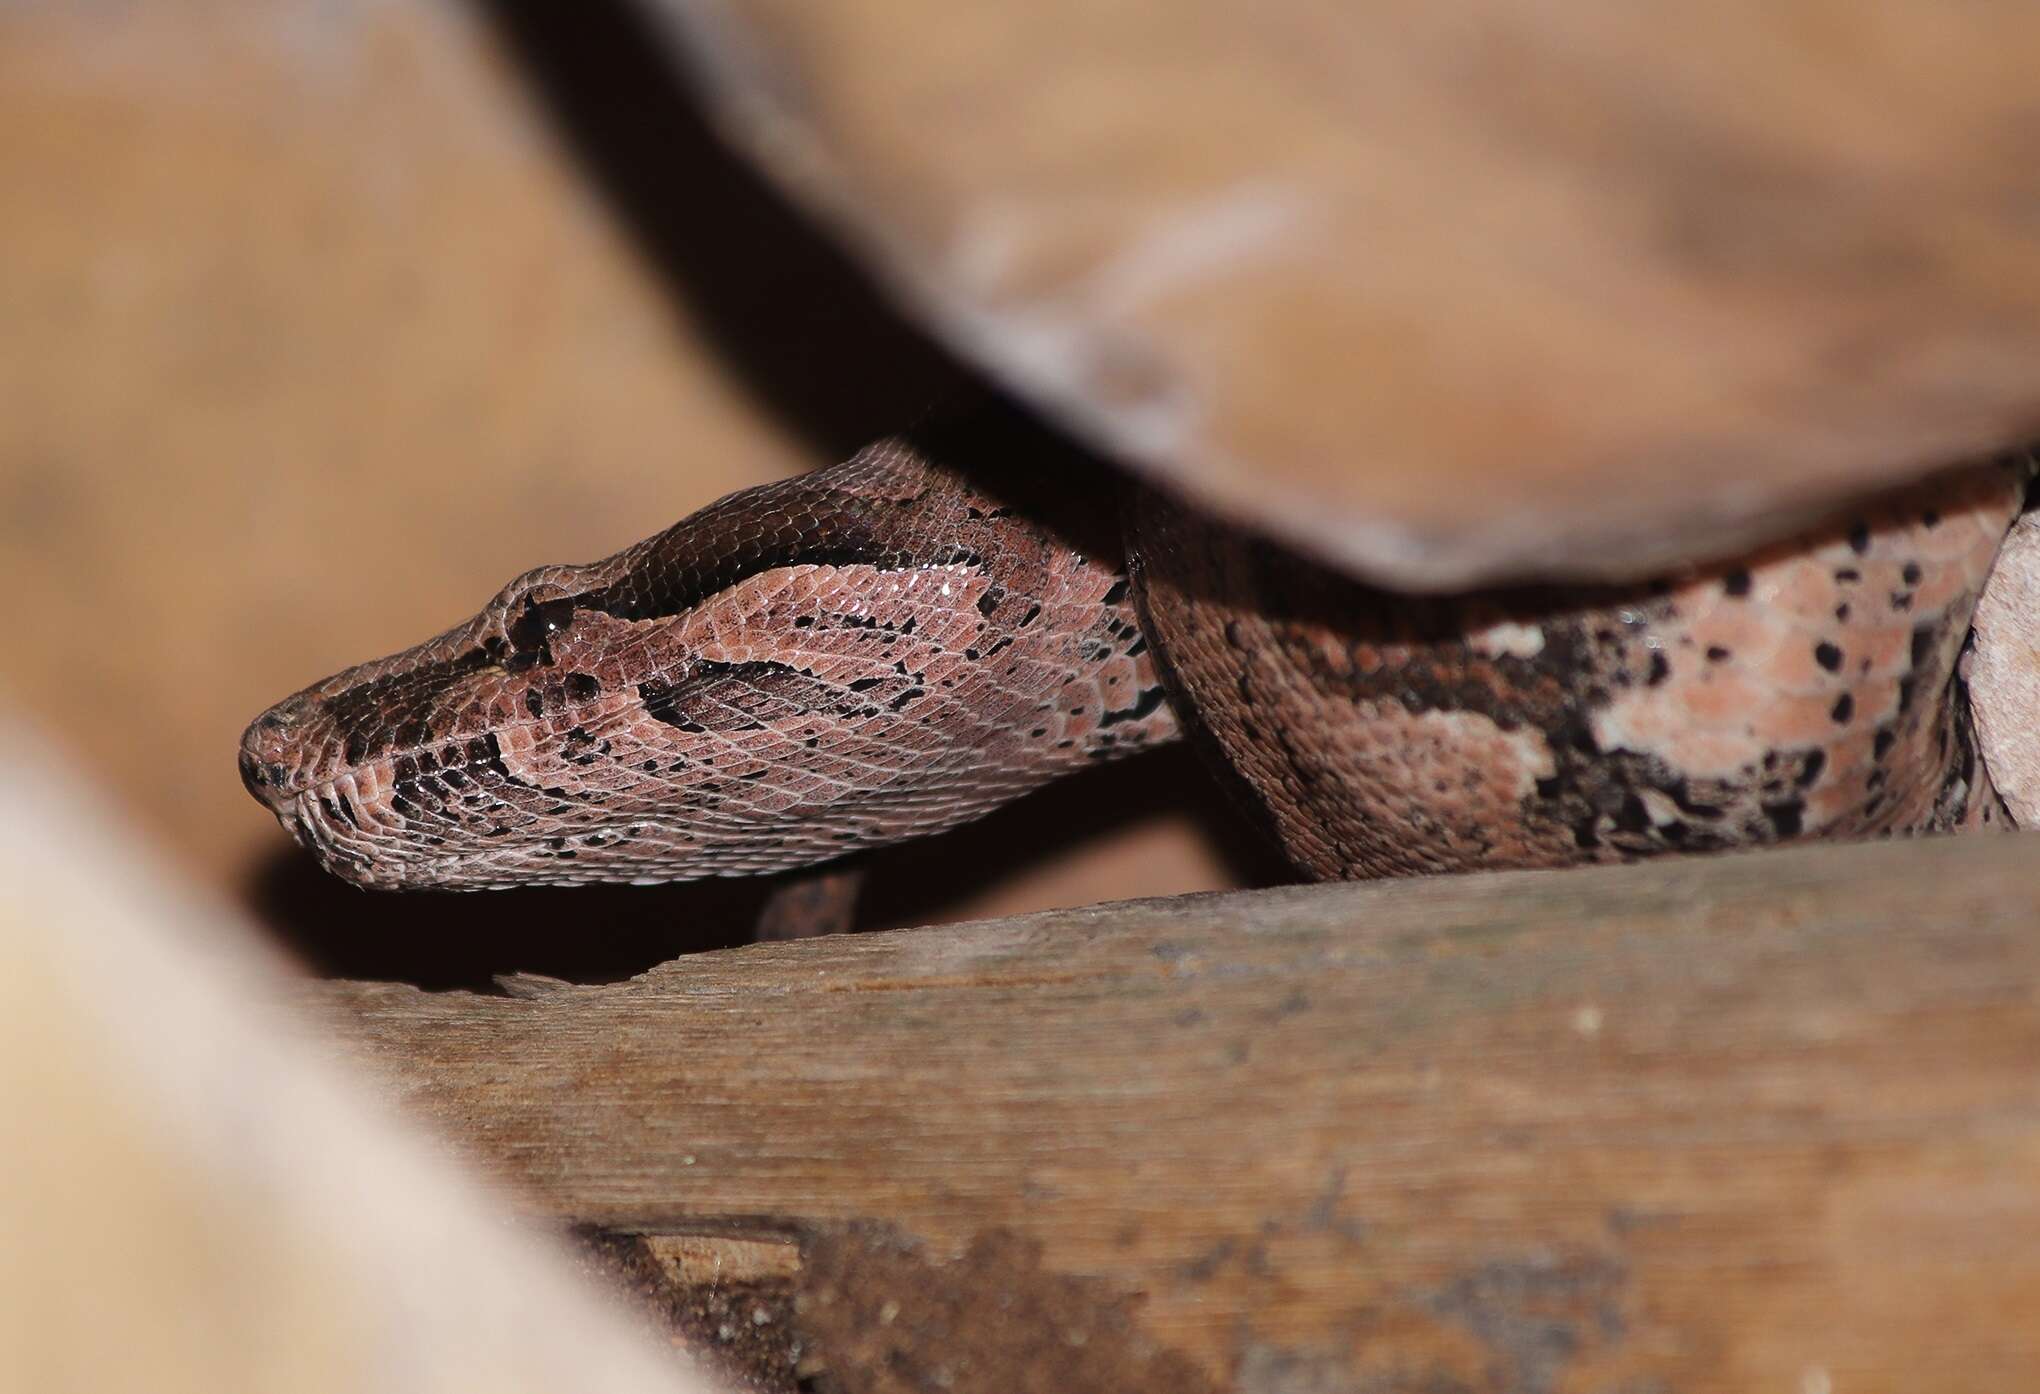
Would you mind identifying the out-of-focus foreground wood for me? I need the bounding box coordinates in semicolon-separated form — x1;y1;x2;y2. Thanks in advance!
323;831;2040;1392
0;721;718;1394
650;0;2040;586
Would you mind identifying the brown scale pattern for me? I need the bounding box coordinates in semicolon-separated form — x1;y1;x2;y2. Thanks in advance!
241;435;1176;889
1130;458;2027;880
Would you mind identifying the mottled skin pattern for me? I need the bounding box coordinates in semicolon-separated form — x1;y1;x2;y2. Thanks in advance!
241;432;1175;889
243;424;2032;892
1131;460;2026;879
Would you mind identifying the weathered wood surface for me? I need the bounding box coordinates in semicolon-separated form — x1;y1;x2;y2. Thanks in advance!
0;723;720;1394
649;0;2040;586
322;830;2040;1392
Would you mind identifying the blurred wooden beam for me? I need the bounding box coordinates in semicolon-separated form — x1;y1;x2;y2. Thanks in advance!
645;0;2040;586
320;829;2040;1392
0;722;719;1394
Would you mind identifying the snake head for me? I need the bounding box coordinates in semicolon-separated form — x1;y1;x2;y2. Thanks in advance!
239;441;1175;890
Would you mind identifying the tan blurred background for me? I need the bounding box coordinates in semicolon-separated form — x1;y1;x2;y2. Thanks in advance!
0;0;1268;986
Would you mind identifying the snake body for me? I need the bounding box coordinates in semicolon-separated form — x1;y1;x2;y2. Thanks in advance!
241;417;2032;892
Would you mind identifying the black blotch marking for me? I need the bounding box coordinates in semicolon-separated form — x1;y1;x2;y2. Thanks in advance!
1814;642;1843;672
1102;578;1130;606
1100;685;1170;729
639;680;706;732
1834;568;1861;584
1796;750;1826;788
1847;521;1871;554
1902;561;1923;585
1705;646;1730;663
1831;693;1855;724
564;672;601;702
524;688;546;718
1873;728;1896;760
1646;652;1670;686
1723;569;1751;597
469;734;513;782
1763;800;1805;837
558;727;610;765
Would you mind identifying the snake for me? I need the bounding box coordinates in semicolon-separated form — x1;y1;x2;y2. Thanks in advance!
239;407;2037;896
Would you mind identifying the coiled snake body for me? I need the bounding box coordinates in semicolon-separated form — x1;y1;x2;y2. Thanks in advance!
241;416;2037;894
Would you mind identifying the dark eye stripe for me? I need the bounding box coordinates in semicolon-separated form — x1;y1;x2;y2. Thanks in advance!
576;527;919;624
553;461;992;626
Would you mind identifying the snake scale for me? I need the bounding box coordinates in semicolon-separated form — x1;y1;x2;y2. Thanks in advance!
241;409;2038;896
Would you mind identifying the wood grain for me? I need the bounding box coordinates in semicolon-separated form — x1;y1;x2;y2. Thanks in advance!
320;829;2040;1392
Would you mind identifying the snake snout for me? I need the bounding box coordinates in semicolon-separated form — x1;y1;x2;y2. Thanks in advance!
238;694;319;808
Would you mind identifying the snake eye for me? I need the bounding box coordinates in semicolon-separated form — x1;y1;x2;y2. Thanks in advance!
506;595;579;665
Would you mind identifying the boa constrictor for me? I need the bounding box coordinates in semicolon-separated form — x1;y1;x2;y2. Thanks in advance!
241;411;2038;896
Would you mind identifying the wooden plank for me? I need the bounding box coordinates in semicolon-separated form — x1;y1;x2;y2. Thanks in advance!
319;829;2040;1392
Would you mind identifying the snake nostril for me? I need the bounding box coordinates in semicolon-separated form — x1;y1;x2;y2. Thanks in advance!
237;747;268;797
